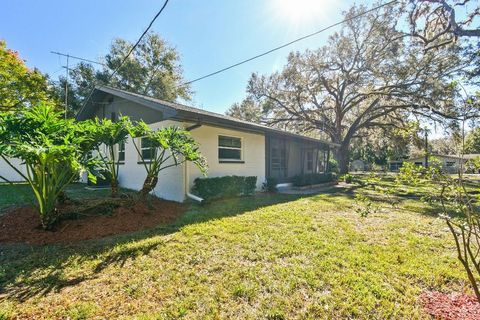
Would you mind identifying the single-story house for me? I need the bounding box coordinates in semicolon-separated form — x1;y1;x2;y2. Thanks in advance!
63;85;335;202
389;154;480;173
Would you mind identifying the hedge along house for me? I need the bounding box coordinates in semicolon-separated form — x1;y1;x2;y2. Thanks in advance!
77;86;338;202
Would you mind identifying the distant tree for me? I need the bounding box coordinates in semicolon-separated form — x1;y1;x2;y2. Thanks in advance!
52;32;192;114
349;126;412;166
0;41;54;111
225;98;263;123
247;4;465;173
429;136;459;154
465;127;480;153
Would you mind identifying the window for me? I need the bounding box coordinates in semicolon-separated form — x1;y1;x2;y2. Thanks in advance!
117;142;125;163
414;162;423;166
218;135;242;161
271;147;286;170
111;112;117;122
446;161;455;167
306;151;314;171
140;137;155;161
271;139;287;171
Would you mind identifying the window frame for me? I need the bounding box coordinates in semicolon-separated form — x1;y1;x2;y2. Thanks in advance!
218;134;244;163
117;141;126;164
138;137;155;163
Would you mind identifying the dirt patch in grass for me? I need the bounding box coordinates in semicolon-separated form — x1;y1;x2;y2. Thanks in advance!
0;197;185;245
420;291;480;320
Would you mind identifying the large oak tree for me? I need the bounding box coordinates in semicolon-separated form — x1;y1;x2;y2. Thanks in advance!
246;4;466;173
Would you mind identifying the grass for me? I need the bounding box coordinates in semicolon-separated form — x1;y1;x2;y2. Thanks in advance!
0;183;114;213
0;176;477;319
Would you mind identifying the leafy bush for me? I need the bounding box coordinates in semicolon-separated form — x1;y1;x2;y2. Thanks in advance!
328;158;339;173
292;173;335;187
396;160;480;300
192;175;257;200
262;177;278;192
342;173;354;183
0;103;99;229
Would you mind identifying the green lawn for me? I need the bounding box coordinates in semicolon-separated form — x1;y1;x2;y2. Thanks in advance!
0;183;114;213
0;177;475;319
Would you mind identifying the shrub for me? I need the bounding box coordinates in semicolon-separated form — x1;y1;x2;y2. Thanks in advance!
192;175;257;200
0;104;99;229
292;172;335;187
262;177;278;192
342;173;354;183
328;158;339;173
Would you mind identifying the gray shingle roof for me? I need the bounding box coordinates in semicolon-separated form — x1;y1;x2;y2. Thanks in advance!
79;85;339;148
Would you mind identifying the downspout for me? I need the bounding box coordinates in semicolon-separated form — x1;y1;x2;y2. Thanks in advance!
184;122;204;203
184;155;204;203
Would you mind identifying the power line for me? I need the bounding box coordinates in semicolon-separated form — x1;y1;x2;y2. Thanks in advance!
108;0;169;80
77;0;170;114
50;51;106;66
183;0;398;86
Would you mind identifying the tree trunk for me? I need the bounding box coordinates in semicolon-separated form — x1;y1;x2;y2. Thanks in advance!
336;143;350;174
139;175;158;198
111;179;119;198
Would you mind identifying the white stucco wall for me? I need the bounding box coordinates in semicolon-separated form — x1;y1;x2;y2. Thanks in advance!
0;157;26;182
186;124;266;191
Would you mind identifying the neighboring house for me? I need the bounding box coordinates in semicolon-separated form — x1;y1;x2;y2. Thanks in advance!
389;154;480;173
70;86;337;202
350;159;367;172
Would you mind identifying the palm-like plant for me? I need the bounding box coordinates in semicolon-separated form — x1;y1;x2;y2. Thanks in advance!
128;121;207;198
0;103;99;229
93;116;130;197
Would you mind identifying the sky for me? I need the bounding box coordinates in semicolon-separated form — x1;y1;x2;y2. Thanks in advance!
0;0;357;113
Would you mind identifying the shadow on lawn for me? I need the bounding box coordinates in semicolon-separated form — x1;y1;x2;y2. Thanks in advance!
0;192;306;302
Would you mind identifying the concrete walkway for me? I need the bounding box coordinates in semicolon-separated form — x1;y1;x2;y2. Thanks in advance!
278;182;351;195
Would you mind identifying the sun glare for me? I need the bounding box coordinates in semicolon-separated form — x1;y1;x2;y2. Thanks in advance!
270;0;335;26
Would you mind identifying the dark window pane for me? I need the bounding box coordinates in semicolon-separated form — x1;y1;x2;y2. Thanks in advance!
219;136;241;148
219;148;241;160
142;149;154;160
117;142;125;162
271;146;286;169
141;137;154;148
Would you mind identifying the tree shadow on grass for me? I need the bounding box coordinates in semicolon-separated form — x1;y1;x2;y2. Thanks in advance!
0;192;307;302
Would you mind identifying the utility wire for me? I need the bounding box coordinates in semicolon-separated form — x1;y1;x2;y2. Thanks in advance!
182;0;398;86
78;0;170;114
108;0;169;80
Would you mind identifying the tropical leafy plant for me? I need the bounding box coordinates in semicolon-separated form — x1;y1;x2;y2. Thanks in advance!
0;103;98;229
93;116;130;197
128;121;207;198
